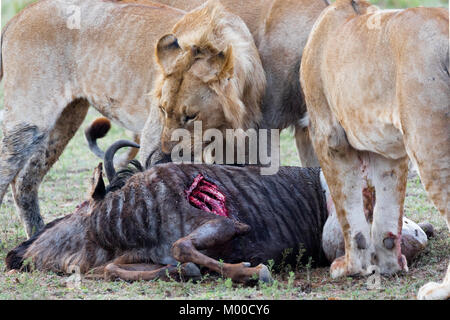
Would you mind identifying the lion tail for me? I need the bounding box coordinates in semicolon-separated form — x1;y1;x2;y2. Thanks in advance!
84;117;112;160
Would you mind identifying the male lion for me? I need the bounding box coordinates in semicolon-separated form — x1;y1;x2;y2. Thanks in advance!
300;0;449;299
139;0;328;167
139;0;266;165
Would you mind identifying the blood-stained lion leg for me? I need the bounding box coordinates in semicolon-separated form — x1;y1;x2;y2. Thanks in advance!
370;154;409;275
309;119;374;278
171;218;272;284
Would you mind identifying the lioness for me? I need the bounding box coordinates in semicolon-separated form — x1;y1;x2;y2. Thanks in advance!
300;0;449;299
0;0;264;236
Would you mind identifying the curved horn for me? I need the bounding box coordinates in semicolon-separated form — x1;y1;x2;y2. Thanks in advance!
104;140;140;183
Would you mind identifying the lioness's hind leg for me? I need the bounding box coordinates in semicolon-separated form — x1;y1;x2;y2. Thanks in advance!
308;110;375;278
10;99;89;236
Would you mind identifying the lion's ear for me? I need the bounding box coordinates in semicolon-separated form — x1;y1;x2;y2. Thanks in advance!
89;163;106;201
156;34;183;75
190;45;234;83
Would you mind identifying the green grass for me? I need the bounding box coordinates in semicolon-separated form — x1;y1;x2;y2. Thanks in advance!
0;0;448;300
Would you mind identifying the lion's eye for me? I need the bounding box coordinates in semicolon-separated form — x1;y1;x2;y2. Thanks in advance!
184;113;198;124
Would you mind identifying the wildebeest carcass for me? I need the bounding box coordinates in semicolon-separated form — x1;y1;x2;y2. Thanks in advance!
6;139;430;283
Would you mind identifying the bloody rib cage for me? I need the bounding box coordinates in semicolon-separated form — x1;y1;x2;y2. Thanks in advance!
185;174;229;217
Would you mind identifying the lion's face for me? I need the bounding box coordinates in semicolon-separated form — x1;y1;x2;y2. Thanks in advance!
157;63;231;154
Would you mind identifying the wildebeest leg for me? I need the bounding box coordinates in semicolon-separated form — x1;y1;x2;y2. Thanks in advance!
104;263;201;282
370;154;409;275
294;122;319;167
10;99;89;236
172;218;272;283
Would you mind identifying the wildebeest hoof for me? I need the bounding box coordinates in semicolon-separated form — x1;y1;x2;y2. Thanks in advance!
418;222;435;238
182;262;201;278
258;265;273;284
104;263;120;281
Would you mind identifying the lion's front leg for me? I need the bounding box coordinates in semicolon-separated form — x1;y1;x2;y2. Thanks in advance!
418;265;450;300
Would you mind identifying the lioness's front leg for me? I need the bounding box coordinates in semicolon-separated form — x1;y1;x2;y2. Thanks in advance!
171;218;272;284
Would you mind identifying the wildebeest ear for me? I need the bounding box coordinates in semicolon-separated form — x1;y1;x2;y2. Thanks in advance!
90;163;106;201
156;34;183;75
190;45;234;83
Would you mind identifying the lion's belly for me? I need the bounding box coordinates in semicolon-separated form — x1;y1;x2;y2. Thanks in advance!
76;53;154;132
88;97;149;133
333;101;407;160
324;46;407;159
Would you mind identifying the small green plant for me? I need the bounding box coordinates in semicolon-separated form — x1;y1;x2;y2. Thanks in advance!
224;278;233;289
287;271;295;290
295;244;306;272
21;257;33;271
279;248;293;275
305;257;313;284
218;259;224;278
176;262;183;282
165;268;175;283
266;259;275;273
